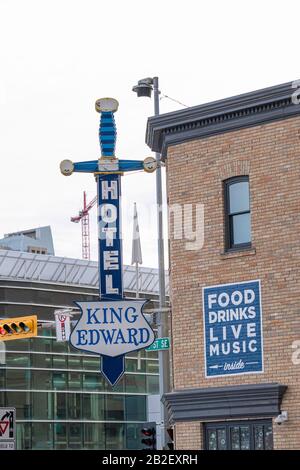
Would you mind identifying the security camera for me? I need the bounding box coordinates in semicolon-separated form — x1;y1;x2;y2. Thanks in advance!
274;411;288;425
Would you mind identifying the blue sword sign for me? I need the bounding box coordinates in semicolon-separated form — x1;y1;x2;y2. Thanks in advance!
60;97;157;386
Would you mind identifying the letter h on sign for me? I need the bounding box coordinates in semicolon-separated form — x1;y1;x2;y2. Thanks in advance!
98;174;123;300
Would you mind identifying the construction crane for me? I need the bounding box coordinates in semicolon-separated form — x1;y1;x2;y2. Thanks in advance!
71;191;97;260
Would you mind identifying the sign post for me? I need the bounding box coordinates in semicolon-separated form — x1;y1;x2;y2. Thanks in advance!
60;98;157;386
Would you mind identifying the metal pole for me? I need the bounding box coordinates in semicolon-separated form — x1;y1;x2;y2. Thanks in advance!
153;77;170;449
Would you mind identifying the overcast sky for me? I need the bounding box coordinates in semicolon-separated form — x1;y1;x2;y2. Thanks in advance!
0;0;299;268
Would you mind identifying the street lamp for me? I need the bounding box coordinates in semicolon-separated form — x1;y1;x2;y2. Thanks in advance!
133;76;170;449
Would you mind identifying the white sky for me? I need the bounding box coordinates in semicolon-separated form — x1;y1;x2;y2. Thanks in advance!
0;0;299;268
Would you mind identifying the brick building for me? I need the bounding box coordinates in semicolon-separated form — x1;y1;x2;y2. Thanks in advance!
146;81;300;450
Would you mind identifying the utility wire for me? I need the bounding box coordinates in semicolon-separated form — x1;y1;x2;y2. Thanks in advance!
160;93;189;108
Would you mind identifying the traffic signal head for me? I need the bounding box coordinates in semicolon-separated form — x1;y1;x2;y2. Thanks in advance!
0;315;37;341
141;422;156;450
166;427;174;450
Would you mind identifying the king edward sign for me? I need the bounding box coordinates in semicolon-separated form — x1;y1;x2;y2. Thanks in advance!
61;98;157;386
203;280;263;378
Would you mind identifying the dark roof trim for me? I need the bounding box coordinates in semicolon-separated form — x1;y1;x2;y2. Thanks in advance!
163;383;287;424
146;81;300;157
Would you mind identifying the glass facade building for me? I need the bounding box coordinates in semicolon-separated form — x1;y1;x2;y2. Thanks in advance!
0;250;169;449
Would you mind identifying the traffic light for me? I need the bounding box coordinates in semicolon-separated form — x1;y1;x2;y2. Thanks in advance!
141;422;156;450
166;427;174;450
0;315;37;341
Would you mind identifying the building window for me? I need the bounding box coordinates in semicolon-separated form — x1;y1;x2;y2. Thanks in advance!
204;420;273;450
224;176;251;250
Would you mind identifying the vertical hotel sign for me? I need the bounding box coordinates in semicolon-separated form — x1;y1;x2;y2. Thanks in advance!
203;280;263;377
60;98;157;386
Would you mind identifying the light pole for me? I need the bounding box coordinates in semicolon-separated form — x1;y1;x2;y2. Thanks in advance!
133;77;170;449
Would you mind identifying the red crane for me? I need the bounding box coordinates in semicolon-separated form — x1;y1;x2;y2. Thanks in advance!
71;191;97;260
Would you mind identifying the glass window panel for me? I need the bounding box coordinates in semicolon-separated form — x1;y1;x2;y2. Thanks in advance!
126;423;143;450
146;360;159;374
32;423;53;449
125;374;146;393
32;353;52;368
52;340;68;354
264;425;273;450
6;369;30;389
32;370;52;390
106;395;125;421
229;181;250;214
82;356;98;370
16;422;31;450
53;355;68;369
82;394;104;420
68;372;82;390
105;376;125;393
6;352;30;368
68;355;82;370
54;422;67;449
6;391;31;419
217;428;227;450
68;393;81;419
125;395;146;421
32;392;52;419
0;370;5;389
230;426;240;450
232;213;251;245
147;375;159;394
68;423;82;449
126;357;146;373
240;426;250;450
54;393;67;419
0;390;5;406
53;372;67;390
254;425;264;450
105;423;125;450
83;373;105;391
208;430;217;450
32;337;51;353
6;339;29;351
84;423;105;449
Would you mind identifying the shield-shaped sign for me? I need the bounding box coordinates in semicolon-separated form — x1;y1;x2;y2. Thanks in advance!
70;299;155;385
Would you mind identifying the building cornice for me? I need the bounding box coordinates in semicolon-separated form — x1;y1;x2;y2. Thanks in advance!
163;383;287;424
146;81;300;157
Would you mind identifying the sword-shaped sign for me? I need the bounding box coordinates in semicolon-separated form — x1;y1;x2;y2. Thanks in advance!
60;97;157;385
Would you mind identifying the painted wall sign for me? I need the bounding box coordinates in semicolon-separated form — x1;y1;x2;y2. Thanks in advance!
203;280;263;377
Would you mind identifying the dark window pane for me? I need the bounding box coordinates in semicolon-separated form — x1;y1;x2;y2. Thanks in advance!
264;425;273;450
68;355;82;369
54;423;67;449
16;422;31;450
6;353;30;368
147;375;159;394
54;393;67;419
229;181;250;213
6;339;29;351
6;391;31;419
82;394;104;420
83;373;105;391
254;425;264;450
105;423;125;450
240;426;250;450
84;423;105;449
106;395;125;421
232;213;251;245
53;355;67;369
82;356;99;370
68;423;82;449
32;423;53;449
32;392;52;419
217;428;227;450
53;372;67;390
32;370;52;390
231;426;240;450
125;374;146;393
68;372;82;390
126;423;143;450
208;430;217;450
6;369;30;389
125;395;146;421
32;353;52;368
68;393;81;419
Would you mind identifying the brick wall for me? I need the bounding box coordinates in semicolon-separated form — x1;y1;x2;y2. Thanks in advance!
166;117;300;449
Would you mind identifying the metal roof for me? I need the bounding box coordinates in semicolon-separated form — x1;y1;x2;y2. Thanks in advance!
0;249;169;296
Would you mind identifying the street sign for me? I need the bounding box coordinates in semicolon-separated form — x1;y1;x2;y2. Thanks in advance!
146;337;170;351
0;407;16;450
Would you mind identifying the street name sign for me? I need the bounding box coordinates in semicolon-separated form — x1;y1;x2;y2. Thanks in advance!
146;337;170;351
